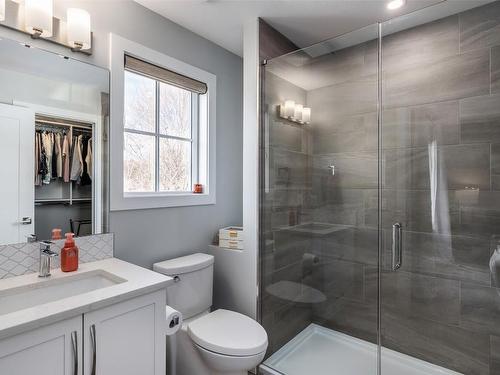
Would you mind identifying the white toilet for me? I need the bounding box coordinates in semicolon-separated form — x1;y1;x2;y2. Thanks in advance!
153;253;268;375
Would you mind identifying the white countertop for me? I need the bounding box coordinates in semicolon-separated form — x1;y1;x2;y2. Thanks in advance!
0;258;172;340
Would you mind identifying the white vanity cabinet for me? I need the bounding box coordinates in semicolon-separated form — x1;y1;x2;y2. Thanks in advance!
83;290;166;375
0;290;166;375
0;316;82;375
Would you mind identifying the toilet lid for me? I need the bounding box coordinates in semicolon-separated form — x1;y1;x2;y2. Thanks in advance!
187;309;268;356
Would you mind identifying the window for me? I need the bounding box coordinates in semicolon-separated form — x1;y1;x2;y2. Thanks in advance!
123;71;198;193
110;35;216;210
123;55;208;195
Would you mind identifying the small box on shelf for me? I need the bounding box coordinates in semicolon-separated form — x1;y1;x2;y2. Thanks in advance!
218;226;243;250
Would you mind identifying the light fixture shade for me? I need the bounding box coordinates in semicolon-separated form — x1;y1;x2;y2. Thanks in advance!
387;0;405;10
0;0;5;22
25;0;53;37
294;103;303;121
67;8;91;50
284;100;295;118
302;107;311;123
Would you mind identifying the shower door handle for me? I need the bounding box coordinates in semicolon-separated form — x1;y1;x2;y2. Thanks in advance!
392;223;402;271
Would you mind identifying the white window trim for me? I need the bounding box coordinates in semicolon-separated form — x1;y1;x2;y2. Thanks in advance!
109;34;216;211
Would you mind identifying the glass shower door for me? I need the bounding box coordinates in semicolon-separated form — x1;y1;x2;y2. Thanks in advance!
260;24;381;375
380;3;500;375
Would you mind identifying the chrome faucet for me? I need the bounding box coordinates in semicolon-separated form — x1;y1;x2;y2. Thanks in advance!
39;241;58;277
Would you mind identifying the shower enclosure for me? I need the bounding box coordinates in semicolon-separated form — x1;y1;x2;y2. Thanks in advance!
259;2;500;375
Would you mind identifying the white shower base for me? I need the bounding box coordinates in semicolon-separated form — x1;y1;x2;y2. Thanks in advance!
261;324;462;375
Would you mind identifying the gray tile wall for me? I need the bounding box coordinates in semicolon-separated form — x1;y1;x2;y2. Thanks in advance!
261;72;313;355
307;2;500;375
262;3;500;374
381;2;500;375
378;4;500;373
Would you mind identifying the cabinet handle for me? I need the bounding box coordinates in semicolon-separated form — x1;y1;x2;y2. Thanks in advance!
71;331;78;375
90;324;96;375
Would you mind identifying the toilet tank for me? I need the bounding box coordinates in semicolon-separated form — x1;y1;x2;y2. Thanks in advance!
153;253;214;319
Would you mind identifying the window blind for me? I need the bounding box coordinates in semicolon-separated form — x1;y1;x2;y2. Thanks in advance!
124;54;208;94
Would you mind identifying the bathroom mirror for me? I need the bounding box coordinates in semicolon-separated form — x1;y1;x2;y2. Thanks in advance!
0;37;109;245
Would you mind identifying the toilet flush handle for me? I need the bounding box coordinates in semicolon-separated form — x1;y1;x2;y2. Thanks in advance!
173;275;180;283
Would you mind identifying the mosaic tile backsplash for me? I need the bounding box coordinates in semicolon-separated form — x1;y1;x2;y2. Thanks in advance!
0;233;114;279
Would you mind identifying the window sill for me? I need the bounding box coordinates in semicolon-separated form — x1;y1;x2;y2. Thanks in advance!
110;191;215;211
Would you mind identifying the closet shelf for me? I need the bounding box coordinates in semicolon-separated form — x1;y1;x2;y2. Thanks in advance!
35;198;92;205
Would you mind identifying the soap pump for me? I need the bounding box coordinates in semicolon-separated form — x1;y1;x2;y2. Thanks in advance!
61;233;79;272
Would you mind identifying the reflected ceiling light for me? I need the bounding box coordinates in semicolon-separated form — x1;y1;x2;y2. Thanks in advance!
0;0;5;22
25;0;53;37
67;8;91;50
387;0;405;10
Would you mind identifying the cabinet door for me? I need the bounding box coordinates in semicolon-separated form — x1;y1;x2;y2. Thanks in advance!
83;290;166;375
0;316;82;375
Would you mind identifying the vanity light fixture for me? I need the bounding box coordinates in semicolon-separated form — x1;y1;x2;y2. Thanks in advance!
279;100;311;125
387;0;405;10
294;103;303;122
67;8;91;51
0;0;93;54
0;0;5;22
283;100;295;118
302;107;311;123
25;0;53;38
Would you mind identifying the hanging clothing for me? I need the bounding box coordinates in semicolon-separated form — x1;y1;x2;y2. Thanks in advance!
51;133;57;179
41;132;53;184
80;135;92;186
85;138;93;181
35;132;42;186
62;133;70;182
55;133;63;178
70;135;83;182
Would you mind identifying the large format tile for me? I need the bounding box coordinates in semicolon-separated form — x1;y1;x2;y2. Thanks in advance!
460;94;500;143
312;188;373;227
383;101;459;149
313;297;378;344
492;144;500;175
383;49;490;108
381;271;460;325
491;335;500;375
270;147;310;190
393;231;491;285
383;15;459;71
493;46;500;94
458;191;500;239
313;152;378;189
460;1;500;52
319;227;378;266
270;121;307;153
383;143;490;190
313;259;365;302
313;112;377;154
460;283;500;336
266;301;312;354
307;75;377;121
381;312;490;375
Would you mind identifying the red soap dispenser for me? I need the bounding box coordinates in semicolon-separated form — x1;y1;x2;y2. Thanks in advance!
61;233;79;272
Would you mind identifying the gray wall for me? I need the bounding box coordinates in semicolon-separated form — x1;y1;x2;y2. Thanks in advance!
0;0;243;268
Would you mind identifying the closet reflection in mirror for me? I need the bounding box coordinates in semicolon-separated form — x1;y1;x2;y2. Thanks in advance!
0;37;109;245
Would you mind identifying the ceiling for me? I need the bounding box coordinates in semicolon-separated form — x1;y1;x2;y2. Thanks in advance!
134;0;493;57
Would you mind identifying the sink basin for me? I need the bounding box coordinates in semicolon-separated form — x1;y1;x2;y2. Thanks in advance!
0;270;126;315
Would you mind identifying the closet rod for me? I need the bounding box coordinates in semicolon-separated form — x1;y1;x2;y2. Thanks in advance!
36;118;93;130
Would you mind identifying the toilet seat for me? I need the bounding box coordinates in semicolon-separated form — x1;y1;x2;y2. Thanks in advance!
187;309;268;357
